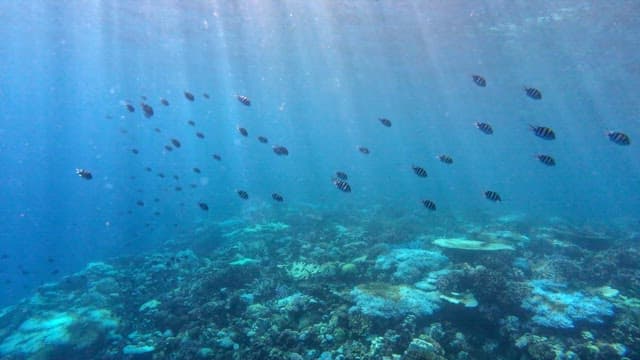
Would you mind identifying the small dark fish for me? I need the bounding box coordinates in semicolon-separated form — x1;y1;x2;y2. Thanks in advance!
157;173;165;178
237;190;249;200
184;91;195;101
335;171;348;180
160;98;169;106
188;120;196;126
484;190;502;202
333;178;352;192
190;184;198;188
154;197;160;202
475;122;493;135
173;175;179;180
273;145;289;156
196;132;205;139
412;165;428;177
193;167;201;174
379;118;392;127
530;125;555;140
131;149;139;154
0;254;9;260
125;103;135;112
145;167;152;172
524;87;542;100
171;138;181;148
472;74;486;87
237;95;251;106
438;154;453;164
238;127;248;137
47;256;55;263
164;145;173;152
198;202;209;211
136;200;145;207
51;269;60;275
608;131;631;146
153;211;161;216
203;93;210;99
212;154;222;161
76;168;93;180
141;96;148;101
536;154;556;166
141;103;154;118
272;193;284;202
119;129;128;134
175;186;182;192
358;146;370;154
154;128;161;133
422;199;437;210
257;136;268;143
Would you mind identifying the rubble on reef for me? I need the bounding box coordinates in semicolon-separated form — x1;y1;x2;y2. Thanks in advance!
0;211;639;360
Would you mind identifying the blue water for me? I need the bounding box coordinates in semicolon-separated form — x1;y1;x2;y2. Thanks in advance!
0;1;638;306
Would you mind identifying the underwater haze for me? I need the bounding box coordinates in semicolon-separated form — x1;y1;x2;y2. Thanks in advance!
0;1;639;359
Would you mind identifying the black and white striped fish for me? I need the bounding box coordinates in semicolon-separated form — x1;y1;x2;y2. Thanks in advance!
273;145;289;156
438;154;453;164
472;75;486;87
184;91;195;101
484;190;502;202
422;199;437;210
530;125;555;140
412;165;428;178
238;127;248;137
607;131;631;146
524;87;542;100
379;118;392;127
272;193;284;202
475;122;493;135
237;190;249;200
536;154;556;166
125;103;135;112
333;178;351;192
141;103;154;118
358;146;370;154
237;95;251;106
257;136;268;143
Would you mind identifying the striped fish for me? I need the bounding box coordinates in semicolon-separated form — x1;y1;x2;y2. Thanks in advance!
237;190;249;200
333;178;351;192
472;74;486;87
238;126;248;137
272;193;284;202
379;118;392;127
184;91;195;101
524;87;542;100
484;190;502;202
412;165;428;177
530;125;555;140
237;95;251;106
358;146;370;154
422;199;437;210
536;154;556;166
608;131;631;146
273;145;289;156
475;122;493;135
438;154;453;164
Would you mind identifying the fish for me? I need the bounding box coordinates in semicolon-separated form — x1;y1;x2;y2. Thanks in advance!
272;193;284;202
154;128;161;133
475;122;493;135
125;103;135;112
145;167;152;172
198;202;209;211
203;93;210;99
333;178;352;192
273;145;289;156
141;96;148;101
472;74;486;87
422;199;437;210
484;190;502;202
238;127;248;137
157;172;165;178
51;269;60;275
154;197;160;202
379;118;392;127
173;175;180;180
237;190;249;200
358;146;370;154
530;125;555;140
175;186;182;192
237;95;251;106
536;154;556;166
257;136;269;143
438;154;453;164
184;91;195;101
131;149;139;154
524;87;542;100
188;120;196;126
141;103;154;118
212;154;222;161
160;98;169;106
171;138;182;148
335;171;348;180
136;200;145;207
607;131;631;146
412;165;428;177
76;168;93;180
190;184;198;188
193;167;201;174
164;145;173;152
196;132;205;139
